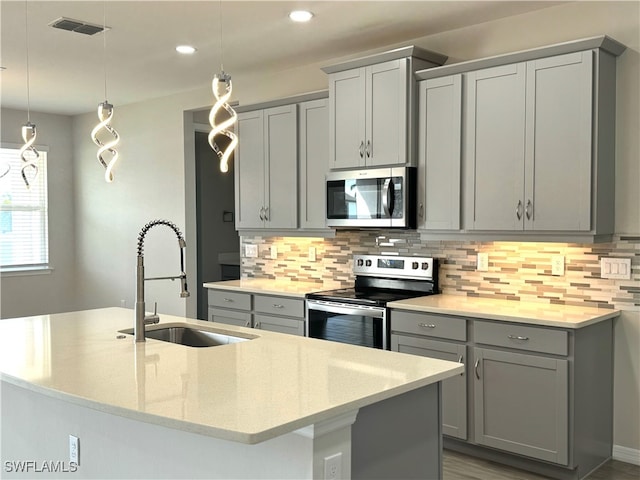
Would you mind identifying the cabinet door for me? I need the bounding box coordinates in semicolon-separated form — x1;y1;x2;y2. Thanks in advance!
264;105;298;229
254;314;304;336
235;110;265;229
525;51;593;231
328;68;366;169
366;59;408;167
464;63;526;231
473;348;569;465
299;98;329;229
418;75;462;230
392;334;467;440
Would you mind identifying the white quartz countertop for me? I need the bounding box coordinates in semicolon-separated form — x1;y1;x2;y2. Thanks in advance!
0;308;462;444
203;278;341;298
388;294;620;328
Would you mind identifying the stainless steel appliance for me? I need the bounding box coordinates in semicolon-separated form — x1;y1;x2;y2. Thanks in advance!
306;254;437;349
325;167;416;228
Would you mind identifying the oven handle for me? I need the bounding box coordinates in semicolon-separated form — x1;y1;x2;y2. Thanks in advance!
306;300;386;318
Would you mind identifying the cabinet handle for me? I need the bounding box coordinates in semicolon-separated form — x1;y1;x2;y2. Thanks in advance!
264;206;269;221
419;203;424;218
255;322;261;329
516;200;523;220
366;140;371;158
474;359;480;380
223;298;234;303
458;355;464;376
272;304;284;309
359;141;365;158
525;200;533;220
507;334;529;341
245;321;251;328
418;323;436;329
259;207;265;221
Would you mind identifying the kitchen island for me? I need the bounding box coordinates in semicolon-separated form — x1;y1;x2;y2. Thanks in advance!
0;307;462;479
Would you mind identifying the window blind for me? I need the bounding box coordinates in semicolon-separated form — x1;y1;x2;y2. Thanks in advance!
0;146;49;270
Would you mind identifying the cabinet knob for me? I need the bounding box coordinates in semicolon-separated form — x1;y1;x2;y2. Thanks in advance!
525;200;533;220
516;200;523;220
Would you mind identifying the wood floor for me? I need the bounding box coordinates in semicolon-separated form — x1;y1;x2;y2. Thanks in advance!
443;450;640;480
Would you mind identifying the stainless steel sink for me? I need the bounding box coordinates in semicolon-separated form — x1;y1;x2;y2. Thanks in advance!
119;324;252;348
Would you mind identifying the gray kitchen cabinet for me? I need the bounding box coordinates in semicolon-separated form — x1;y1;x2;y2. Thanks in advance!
298;98;329;230
415;36;624;242
390;306;614;479
417;74;462;230
463;51;601;233
207;289;305;337
235;105;297;230
473;347;569;464
327;59;409;169
323;46;447;170
390;310;467;439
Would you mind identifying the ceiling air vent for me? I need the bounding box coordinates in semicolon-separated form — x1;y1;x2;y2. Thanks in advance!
48;17;109;36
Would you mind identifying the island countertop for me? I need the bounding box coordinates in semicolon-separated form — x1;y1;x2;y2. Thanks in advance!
0;308;462;445
388;294;620;328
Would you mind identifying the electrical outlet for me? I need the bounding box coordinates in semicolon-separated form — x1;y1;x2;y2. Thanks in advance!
245;244;258;258
477;253;489;272
324;452;342;480
551;255;565;276
309;247;317;262
270;245;278;259
69;435;79;466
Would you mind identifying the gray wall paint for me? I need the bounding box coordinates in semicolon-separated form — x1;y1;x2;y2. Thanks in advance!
0;108;77;318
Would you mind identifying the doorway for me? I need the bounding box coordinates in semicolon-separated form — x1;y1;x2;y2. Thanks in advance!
194;131;239;320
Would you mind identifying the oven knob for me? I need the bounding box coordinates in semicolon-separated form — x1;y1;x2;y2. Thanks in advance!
412;262;419;270
365;260;372;267
422;262;429;270
357;259;364;267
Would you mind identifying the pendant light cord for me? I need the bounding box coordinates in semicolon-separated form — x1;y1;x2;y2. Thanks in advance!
24;0;31;122
218;0;224;72
103;0;108;100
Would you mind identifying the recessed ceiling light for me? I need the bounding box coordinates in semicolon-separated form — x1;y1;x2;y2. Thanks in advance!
288;10;314;22
176;45;197;55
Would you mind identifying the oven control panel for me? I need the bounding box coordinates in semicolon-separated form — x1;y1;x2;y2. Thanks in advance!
353;255;435;280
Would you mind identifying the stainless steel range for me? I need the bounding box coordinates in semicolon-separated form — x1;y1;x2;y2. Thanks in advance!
305;255;438;349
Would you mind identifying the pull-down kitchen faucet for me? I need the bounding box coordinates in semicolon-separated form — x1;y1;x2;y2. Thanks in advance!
135;220;190;342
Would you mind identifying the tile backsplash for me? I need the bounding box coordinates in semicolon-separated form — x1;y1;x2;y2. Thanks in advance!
241;231;640;311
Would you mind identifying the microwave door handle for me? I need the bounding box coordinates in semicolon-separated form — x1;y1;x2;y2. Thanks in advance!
382;178;394;217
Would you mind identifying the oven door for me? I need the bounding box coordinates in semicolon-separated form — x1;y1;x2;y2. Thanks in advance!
305;300;388;350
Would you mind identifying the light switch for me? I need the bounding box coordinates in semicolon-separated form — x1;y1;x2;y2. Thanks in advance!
600;257;631;280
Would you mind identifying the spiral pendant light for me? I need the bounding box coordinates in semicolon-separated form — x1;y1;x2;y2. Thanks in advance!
208;0;237;173
90;1;120;183
19;0;40;189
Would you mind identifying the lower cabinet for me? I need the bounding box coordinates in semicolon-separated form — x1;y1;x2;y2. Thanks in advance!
390;308;613;478
207;289;305;336
473;347;568;464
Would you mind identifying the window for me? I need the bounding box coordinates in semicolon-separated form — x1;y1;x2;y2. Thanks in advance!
0;145;49;271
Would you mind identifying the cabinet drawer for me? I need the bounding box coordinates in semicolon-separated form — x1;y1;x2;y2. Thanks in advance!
475;321;568;356
208;307;252;328
208;290;251;311
391;310;467;341
254;295;304;318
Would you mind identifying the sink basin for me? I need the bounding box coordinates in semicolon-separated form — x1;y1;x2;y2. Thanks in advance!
119;324;252;348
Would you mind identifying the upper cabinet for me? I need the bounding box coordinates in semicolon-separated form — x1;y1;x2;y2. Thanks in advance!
322;46;447;170
416;35;626;242
234;92;334;236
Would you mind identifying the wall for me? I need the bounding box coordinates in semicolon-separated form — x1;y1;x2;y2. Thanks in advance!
0;108;77;318
238;0;640;460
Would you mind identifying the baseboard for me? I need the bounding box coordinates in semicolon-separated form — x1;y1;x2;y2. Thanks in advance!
613;445;640;466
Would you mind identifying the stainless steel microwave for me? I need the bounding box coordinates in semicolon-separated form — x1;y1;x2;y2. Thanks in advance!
326;167;416;228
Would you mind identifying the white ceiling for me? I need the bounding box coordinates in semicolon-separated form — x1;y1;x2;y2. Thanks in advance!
1;1;564;116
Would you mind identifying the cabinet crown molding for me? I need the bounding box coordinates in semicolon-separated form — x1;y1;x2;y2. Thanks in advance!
415;35;627;81
322;45;448;74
